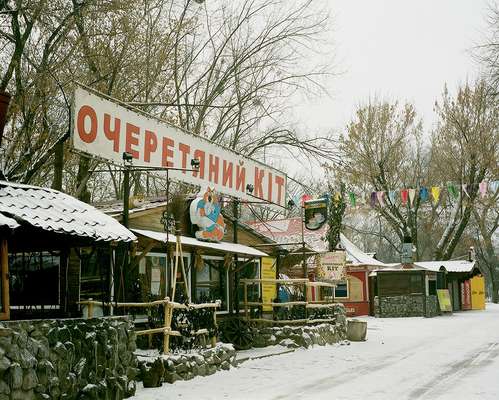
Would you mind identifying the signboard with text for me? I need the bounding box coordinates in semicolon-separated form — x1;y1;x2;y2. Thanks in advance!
318;251;346;282
72;87;287;206
261;257;277;311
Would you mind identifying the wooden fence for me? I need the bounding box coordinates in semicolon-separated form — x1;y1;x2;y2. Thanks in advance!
240;278;338;325
78;297;220;353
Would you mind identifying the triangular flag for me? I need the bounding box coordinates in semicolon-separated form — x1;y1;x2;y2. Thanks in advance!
447;183;459;200
479;181;487;198
388;190;396;203
490;180;499;193
370;192;377;207
408;188;416;207
431;186;441;204
419;187;429;202
401;189;408;205
462;184;470;198
376;191;385;207
348;192;356;207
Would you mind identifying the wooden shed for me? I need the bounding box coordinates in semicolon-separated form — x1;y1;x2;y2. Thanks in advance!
0;180;135;320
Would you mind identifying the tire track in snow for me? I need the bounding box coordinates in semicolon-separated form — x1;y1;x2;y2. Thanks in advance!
269;340;435;400
408;342;499;400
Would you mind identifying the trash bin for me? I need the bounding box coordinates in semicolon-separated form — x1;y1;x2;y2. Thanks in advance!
347;319;367;341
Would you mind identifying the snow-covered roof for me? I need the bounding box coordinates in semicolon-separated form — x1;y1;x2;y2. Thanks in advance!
0;212;20;229
132;228;268;257
0;180;136;242
414;260;476;273
96;197;168;218
248;217;388;267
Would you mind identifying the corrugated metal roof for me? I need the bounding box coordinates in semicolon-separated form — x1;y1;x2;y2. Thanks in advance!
0;181;136;242
132;228;268;257
414;260;476;273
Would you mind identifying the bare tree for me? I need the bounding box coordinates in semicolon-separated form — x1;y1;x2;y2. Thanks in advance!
338;81;498;262
472;187;499;302
474;3;499;97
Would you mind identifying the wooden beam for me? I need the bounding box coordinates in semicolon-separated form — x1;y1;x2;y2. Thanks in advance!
0;240;10;320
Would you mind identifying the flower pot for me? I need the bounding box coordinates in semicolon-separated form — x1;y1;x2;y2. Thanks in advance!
347;319;367;341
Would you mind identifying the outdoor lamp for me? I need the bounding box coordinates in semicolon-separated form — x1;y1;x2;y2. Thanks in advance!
191;158;200;170
246;184;254;194
122;152;133;162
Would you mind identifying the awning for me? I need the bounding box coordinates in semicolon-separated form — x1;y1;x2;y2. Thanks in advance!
132;228;268;258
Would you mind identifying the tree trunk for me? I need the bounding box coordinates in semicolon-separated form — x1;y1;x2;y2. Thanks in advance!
51;140;64;191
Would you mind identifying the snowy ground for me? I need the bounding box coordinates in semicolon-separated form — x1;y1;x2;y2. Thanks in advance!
132;304;499;400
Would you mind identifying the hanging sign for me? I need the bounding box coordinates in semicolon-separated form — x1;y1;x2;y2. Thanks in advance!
71;87;287;206
189;187;226;242
317;251;346;282
304;198;328;230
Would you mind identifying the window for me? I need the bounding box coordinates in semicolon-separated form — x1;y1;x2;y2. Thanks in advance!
321;280;349;300
194;258;228;311
335;281;348;298
9;252;60;306
237;259;260;303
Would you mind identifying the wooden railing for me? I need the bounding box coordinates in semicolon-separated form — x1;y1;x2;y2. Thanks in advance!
78;297;221;353
240;278;338;325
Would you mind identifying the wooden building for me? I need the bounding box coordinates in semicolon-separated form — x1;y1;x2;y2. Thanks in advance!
97;197;278;313
0;180;135;320
248;217;392;317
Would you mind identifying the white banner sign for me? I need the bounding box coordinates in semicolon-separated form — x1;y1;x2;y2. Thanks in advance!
320;251;346;281
71;87;287;206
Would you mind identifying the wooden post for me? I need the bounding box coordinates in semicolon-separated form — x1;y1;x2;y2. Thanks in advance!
87;298;94;319
163;300;170;353
211;309;217;348
177;232;190;298
0;240;10;321
243;282;248;321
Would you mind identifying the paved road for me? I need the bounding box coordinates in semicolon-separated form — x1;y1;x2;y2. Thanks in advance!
134;304;499;400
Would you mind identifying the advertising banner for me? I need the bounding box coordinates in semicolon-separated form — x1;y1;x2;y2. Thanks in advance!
72;87;287;206
304;198;328;230
317;251;346;282
436;289;452;312
261;257;277;311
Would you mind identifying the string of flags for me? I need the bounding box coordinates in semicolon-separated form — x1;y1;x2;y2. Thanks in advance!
297;180;499;209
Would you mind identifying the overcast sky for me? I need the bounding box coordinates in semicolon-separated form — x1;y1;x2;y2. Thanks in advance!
296;0;493;135
283;0;494;178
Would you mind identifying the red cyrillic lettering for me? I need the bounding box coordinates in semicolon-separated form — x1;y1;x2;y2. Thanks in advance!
144;130;157;162
222;160;233;189
179;143;190;174
125;123;140;159
77;105;97;143
162;137;174;167
103;113;120;152
267;172;273;202
236;165;246;192
275;175;285;206
254;167;265;198
209;154;219;184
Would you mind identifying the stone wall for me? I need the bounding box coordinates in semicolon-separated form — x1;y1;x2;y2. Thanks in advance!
252;323;346;348
137;344;237;388
374;295;439;318
425;295;439;317
0;317;138;400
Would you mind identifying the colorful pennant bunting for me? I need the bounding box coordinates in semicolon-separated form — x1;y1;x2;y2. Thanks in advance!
431;186;441;204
